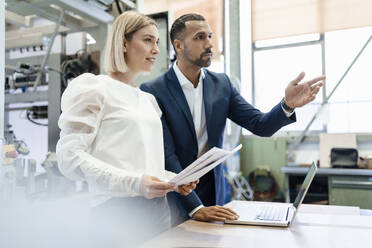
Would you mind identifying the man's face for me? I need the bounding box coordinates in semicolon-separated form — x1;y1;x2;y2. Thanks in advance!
178;20;213;68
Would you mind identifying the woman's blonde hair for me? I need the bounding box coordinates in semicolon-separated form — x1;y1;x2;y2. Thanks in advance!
104;11;157;73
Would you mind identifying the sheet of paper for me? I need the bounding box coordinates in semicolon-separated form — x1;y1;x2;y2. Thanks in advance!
169;147;222;183
171;149;229;184
170;144;242;186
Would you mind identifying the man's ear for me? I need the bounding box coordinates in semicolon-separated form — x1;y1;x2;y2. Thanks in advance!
173;39;183;54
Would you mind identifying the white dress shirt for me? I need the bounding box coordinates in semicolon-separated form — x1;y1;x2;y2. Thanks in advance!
56;73;176;206
173;63;209;158
173;63;208;216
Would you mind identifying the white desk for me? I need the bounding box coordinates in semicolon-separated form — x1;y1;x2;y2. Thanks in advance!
141;201;372;248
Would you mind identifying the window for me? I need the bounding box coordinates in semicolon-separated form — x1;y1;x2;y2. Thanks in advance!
247;26;372;134
251;36;324;132
325;26;372;133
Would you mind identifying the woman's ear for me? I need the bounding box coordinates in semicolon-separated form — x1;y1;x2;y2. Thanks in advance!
123;38;127;53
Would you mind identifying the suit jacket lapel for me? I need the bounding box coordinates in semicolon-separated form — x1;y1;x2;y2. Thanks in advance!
203;70;214;146
166;68;197;141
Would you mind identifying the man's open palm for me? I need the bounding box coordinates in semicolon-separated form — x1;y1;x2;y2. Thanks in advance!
284;72;325;109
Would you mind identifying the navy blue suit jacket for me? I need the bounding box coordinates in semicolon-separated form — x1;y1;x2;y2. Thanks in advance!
140;68;296;220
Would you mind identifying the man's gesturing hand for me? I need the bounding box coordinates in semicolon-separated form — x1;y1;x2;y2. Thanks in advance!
192;206;239;222
284;72;325;109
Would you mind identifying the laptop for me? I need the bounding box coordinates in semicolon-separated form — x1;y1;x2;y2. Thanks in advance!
225;162;317;227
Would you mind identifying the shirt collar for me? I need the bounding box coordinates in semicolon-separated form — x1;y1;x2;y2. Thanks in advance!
173;61;205;88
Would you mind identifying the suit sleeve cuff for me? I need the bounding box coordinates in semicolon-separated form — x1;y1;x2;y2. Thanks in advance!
281;105;295;118
189;205;204;217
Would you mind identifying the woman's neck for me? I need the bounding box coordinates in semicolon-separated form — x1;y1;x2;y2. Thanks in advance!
109;71;138;87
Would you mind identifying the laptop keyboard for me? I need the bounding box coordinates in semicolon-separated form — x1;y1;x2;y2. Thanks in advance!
255;205;288;221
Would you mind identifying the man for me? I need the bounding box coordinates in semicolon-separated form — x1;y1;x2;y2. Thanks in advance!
140;14;324;225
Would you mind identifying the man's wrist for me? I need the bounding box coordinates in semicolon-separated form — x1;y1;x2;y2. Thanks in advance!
281;97;295;112
189;205;204;217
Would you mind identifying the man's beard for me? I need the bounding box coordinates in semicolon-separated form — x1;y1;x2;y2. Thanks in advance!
184;45;213;68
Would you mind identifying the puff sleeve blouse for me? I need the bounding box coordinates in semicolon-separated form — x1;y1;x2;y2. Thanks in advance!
56;73;176;202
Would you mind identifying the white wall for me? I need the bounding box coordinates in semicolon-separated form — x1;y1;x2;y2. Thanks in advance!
293;136;372;166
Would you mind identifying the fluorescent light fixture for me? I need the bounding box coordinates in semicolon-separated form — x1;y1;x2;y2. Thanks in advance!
59;0;114;23
120;0;136;9
97;0;114;5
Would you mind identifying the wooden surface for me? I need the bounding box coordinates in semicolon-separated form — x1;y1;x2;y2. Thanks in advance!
141;201;372;248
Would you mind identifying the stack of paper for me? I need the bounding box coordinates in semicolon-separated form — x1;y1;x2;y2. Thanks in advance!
170;144;242;186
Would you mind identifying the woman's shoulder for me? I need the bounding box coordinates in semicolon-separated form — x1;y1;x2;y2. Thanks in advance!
140;90;162;116
66;73;110;94
61;73;108;103
140;90;157;103
68;73;106;88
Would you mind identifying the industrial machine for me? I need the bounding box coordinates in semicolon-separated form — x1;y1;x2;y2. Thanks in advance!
2;0;170;203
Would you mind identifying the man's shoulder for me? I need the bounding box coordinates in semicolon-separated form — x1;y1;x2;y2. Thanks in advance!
203;69;230;82
140;70;173;98
143;70;170;87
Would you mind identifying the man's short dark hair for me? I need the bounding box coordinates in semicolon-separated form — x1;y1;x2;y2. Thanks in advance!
170;13;205;51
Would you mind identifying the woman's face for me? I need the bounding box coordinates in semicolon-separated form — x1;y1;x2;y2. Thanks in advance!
124;24;160;73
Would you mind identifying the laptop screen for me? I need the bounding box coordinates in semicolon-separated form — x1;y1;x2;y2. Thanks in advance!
293;162;317;209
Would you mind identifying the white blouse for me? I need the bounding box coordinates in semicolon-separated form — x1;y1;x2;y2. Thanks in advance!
56;73;176;203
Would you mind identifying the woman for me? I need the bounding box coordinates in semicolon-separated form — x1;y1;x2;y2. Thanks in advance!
56;11;197;247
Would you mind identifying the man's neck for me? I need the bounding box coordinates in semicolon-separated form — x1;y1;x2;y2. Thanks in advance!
176;60;201;88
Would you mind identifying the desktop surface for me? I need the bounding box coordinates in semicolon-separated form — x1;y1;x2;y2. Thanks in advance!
141;201;372;248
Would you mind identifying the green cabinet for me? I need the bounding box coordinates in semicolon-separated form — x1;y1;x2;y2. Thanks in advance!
329;176;372;209
282;167;372;209
240;136;287;199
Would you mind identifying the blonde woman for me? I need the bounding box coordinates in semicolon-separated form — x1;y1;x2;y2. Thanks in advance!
56;11;197;246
